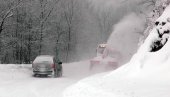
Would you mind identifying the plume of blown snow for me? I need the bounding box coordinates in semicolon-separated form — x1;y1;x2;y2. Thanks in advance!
107;13;145;65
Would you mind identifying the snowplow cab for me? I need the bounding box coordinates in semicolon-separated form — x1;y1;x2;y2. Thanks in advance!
96;43;107;56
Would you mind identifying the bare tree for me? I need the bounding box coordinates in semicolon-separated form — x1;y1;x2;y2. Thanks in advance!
37;0;60;54
140;0;157;8
62;0;77;61
0;0;23;34
0;0;87;63
97;10;114;42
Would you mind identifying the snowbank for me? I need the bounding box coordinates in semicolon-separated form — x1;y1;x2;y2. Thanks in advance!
63;4;170;97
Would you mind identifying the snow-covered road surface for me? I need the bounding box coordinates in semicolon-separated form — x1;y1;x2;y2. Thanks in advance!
0;61;99;97
0;77;75;97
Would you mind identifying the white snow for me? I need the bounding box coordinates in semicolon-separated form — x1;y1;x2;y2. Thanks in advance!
63;4;170;97
33;55;54;64
0;59;113;97
1;2;170;97
0;64;76;97
0;60;97;97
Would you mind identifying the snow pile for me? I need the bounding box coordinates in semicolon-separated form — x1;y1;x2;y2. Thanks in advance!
63;4;170;97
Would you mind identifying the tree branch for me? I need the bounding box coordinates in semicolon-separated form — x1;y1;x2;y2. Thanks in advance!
0;0;24;34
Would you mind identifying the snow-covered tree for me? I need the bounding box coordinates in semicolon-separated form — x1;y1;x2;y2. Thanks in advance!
138;0;170;46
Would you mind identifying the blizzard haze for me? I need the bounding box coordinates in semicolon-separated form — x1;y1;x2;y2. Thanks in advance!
107;13;145;65
70;0;148;62
63;3;170;97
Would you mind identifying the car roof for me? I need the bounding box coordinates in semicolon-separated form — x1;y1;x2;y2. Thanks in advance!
33;55;54;64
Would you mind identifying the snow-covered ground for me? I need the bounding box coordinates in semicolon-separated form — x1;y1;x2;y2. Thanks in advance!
0;60;111;97
0;64;76;97
1;1;170;97
63;3;170;97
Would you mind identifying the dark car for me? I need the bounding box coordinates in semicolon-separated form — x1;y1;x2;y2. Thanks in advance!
32;55;62;77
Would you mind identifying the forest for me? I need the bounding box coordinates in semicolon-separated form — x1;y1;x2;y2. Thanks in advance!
0;0;84;63
0;0;158;64
0;0;121;64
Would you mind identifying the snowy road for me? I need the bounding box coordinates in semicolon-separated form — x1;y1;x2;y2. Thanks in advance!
0;77;75;97
0;61;94;97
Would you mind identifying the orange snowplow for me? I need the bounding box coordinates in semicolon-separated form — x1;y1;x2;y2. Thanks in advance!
90;44;121;71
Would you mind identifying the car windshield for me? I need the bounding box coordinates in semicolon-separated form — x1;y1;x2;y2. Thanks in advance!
97;47;105;54
33;56;53;64
97;44;107;54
